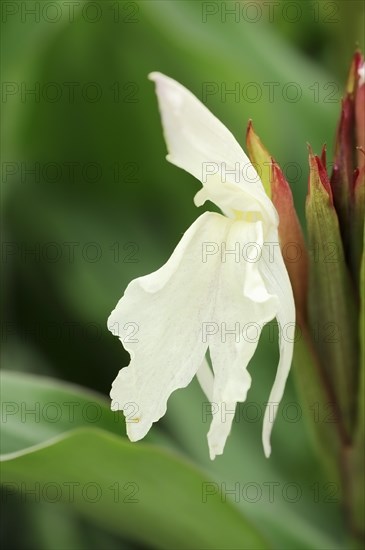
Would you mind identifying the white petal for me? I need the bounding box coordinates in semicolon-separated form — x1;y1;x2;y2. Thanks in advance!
149;72;277;226
196;357;214;401
149;72;251;182
108;212;230;441
205;221;279;459
259;229;296;457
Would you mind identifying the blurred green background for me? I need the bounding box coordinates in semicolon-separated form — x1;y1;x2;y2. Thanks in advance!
1;1;364;549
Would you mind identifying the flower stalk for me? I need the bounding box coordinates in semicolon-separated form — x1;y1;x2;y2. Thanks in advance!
246;125;343;480
246;51;364;539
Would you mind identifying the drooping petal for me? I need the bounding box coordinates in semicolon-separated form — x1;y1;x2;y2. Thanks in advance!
149;72;277;226
259;228;296;457
196;357;214;401
204;221;279;459
108;212;231;441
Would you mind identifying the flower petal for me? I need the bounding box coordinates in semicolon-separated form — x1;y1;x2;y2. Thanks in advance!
196;357;214;401
203;221;279;459
108;212;230;441
149;72;277;226
259;229;296;457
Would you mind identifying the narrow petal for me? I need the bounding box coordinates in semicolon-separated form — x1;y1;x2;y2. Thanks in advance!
259;229;296;457
149;72;277;226
108;212;230;441
196;357;214;401
204;221;279;459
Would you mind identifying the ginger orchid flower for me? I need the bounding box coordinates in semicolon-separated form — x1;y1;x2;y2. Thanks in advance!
108;73;295;459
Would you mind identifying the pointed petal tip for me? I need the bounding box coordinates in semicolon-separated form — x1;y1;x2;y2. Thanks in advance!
270;157;279;171
126;427;143;443
148;71;163;82
316;155;333;199
321;143;327;169
262;423;272;458
307;149;334;202
264;445;271;459
148;72;176;91
246;119;253;137
306;142;314;156
347;50;365;92
245;122;273;198
208;444;220;461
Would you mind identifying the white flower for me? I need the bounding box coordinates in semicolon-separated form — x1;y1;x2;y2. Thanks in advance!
108;73;295;459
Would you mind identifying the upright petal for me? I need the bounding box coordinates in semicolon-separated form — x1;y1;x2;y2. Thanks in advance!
259;229;296;457
108;212;231;441
149;72;277;226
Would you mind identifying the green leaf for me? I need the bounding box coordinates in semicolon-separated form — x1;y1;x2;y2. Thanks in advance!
0;370;174;456
0;371;268;549
0;370;123;455
1;429;268;550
